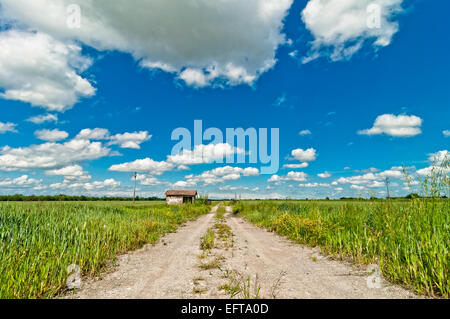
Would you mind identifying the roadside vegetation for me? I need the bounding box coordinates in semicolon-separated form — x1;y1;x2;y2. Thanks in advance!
0;201;210;298
233;160;450;298
235;163;449;298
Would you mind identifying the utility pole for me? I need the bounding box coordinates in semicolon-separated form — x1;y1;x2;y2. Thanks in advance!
133;172;137;202
385;177;391;200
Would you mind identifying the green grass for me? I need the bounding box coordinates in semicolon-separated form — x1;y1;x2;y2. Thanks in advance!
237;198;449;298
0;201;210;299
215;205;226;220
200;228;216;250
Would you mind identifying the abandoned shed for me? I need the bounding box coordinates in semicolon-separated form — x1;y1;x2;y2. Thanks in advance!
165;190;197;205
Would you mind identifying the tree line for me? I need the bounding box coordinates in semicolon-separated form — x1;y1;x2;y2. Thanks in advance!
0;194;163;201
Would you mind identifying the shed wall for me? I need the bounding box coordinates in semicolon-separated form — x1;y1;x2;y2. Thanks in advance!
166;196;183;205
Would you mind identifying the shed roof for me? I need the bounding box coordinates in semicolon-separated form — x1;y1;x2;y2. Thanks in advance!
165;190;197;197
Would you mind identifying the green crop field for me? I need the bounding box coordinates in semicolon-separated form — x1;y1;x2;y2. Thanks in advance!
0;201;210;299
234;198;449;298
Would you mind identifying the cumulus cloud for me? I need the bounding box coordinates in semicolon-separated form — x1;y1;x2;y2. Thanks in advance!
428;150;449;164
416;150;449;176
0;137;110;171
109;158;174;175
108;131;152;149
109;143;244;177
282;163;309;169
34;129;69;142
1;0;293;88
0;175;41;188
0;30;95;111
358;114;423;137
291;148;317;162
350;184;365;191
74;128;151;149
26;113;58;124
75;128;110;140
317;171;331;178
0;122;17;134
219;185;260;192
334;166;404;187
135;174;168;186
167;143;244;165
298;182;330;188
50;178;120;191
299;130;312;136
269;171;308;182
175;166;260;186
46;164;91;182
301;0;404;63
443;130;450;137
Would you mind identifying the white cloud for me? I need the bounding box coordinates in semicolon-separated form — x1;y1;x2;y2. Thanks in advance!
243;167;260;176
109;143;244;177
417;150;449;176
0;175;41;188
301;0;404;63
367;181;385;188
298;182;330;188
34;129;68;142
136;174;168;186
0;30;95;111
108;131;152;149
46;164;91;182
26;113;58;124
0;122;17;134
74;128;151;149
50;178;120;191
179;68;209;88
334;166;405;186
1;0;293;88
350;184;366;191
291;148;317;162
428;150;448;164
167;143;244;165
75;128;110;140
358;114;423;137
269;171;308;182
0;136;110;171
175;166;260;186
109;158;174;175
299;130;312;136
282;163;309;169
444;130;450;137
317;171;331;178
355;167;380;173
219;185;260;192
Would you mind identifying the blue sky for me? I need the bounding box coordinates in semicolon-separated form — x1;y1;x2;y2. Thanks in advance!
0;0;448;199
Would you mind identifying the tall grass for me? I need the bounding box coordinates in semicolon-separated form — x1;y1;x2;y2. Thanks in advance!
0;201;210;299
239;199;449;298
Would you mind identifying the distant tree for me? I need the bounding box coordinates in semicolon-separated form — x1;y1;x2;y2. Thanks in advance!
405;193;420;199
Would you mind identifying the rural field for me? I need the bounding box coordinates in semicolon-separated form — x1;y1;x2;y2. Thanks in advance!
0;196;447;299
0;201;210;298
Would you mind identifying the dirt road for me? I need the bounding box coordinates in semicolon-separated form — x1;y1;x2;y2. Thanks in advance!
70;206;416;299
